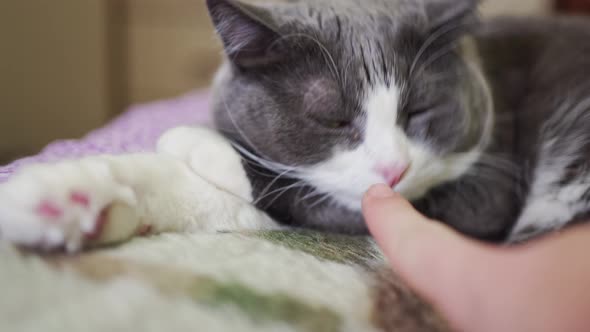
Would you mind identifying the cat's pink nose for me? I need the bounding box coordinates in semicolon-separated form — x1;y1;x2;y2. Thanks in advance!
375;164;409;188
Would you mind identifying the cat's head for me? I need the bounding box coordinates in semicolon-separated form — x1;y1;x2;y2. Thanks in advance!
208;0;493;210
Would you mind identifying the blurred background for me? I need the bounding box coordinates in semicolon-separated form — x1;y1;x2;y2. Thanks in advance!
0;0;587;164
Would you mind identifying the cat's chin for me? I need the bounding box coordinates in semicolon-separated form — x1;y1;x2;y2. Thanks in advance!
395;182;432;202
320;186;409;212
326;191;364;212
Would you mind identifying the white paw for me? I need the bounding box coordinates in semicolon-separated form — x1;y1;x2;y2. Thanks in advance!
157;126;253;202
0;159;136;252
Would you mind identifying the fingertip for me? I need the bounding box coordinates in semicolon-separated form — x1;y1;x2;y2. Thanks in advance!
362;185;421;230
365;184;397;199
362;185;432;269
362;184;407;215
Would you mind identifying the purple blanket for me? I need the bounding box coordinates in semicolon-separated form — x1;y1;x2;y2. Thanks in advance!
0;91;211;183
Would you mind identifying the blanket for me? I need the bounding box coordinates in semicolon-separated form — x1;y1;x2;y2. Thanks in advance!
0;92;449;332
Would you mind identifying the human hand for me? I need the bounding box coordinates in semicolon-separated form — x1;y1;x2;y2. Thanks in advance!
363;184;590;332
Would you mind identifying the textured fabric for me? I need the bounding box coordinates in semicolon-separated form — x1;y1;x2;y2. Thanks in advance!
0;91;211;183
0;230;449;332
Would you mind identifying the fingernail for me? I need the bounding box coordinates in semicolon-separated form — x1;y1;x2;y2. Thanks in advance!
367;184;395;198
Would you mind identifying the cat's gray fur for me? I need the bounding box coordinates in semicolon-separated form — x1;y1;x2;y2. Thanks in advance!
207;0;590;243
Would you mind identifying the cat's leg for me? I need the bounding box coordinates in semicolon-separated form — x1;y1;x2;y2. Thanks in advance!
156;126;253;202
508;165;590;243
0;127;277;252
509;97;590;243
412;170;522;242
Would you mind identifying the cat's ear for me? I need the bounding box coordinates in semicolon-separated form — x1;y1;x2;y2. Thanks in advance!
425;0;480;31
206;0;283;68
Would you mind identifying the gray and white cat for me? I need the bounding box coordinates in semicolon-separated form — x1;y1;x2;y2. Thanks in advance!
1;0;590;251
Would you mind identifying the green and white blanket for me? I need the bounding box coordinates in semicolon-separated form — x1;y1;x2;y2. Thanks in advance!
1;231;450;332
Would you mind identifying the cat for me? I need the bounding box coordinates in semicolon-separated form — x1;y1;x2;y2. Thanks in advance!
1;0;590;251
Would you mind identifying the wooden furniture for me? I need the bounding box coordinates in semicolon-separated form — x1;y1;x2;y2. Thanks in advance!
557;0;590;13
124;0;221;105
0;1;111;163
0;1;219;163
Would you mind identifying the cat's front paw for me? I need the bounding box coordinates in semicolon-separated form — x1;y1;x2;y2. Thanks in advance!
157;126;253;202
0;160;137;252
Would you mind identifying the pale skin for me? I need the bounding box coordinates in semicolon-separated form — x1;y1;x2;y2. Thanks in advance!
363;184;590;332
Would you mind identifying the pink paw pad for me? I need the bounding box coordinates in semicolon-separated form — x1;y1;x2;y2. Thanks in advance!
84;208;109;241
70;191;91;208
137;225;152;236
36;201;63;219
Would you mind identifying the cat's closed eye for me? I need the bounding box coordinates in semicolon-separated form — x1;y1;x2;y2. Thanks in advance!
403;105;433;126
315;118;353;130
407;107;431;117
403;100;440;131
305;101;352;130
405;98;443;119
301;79;352;130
